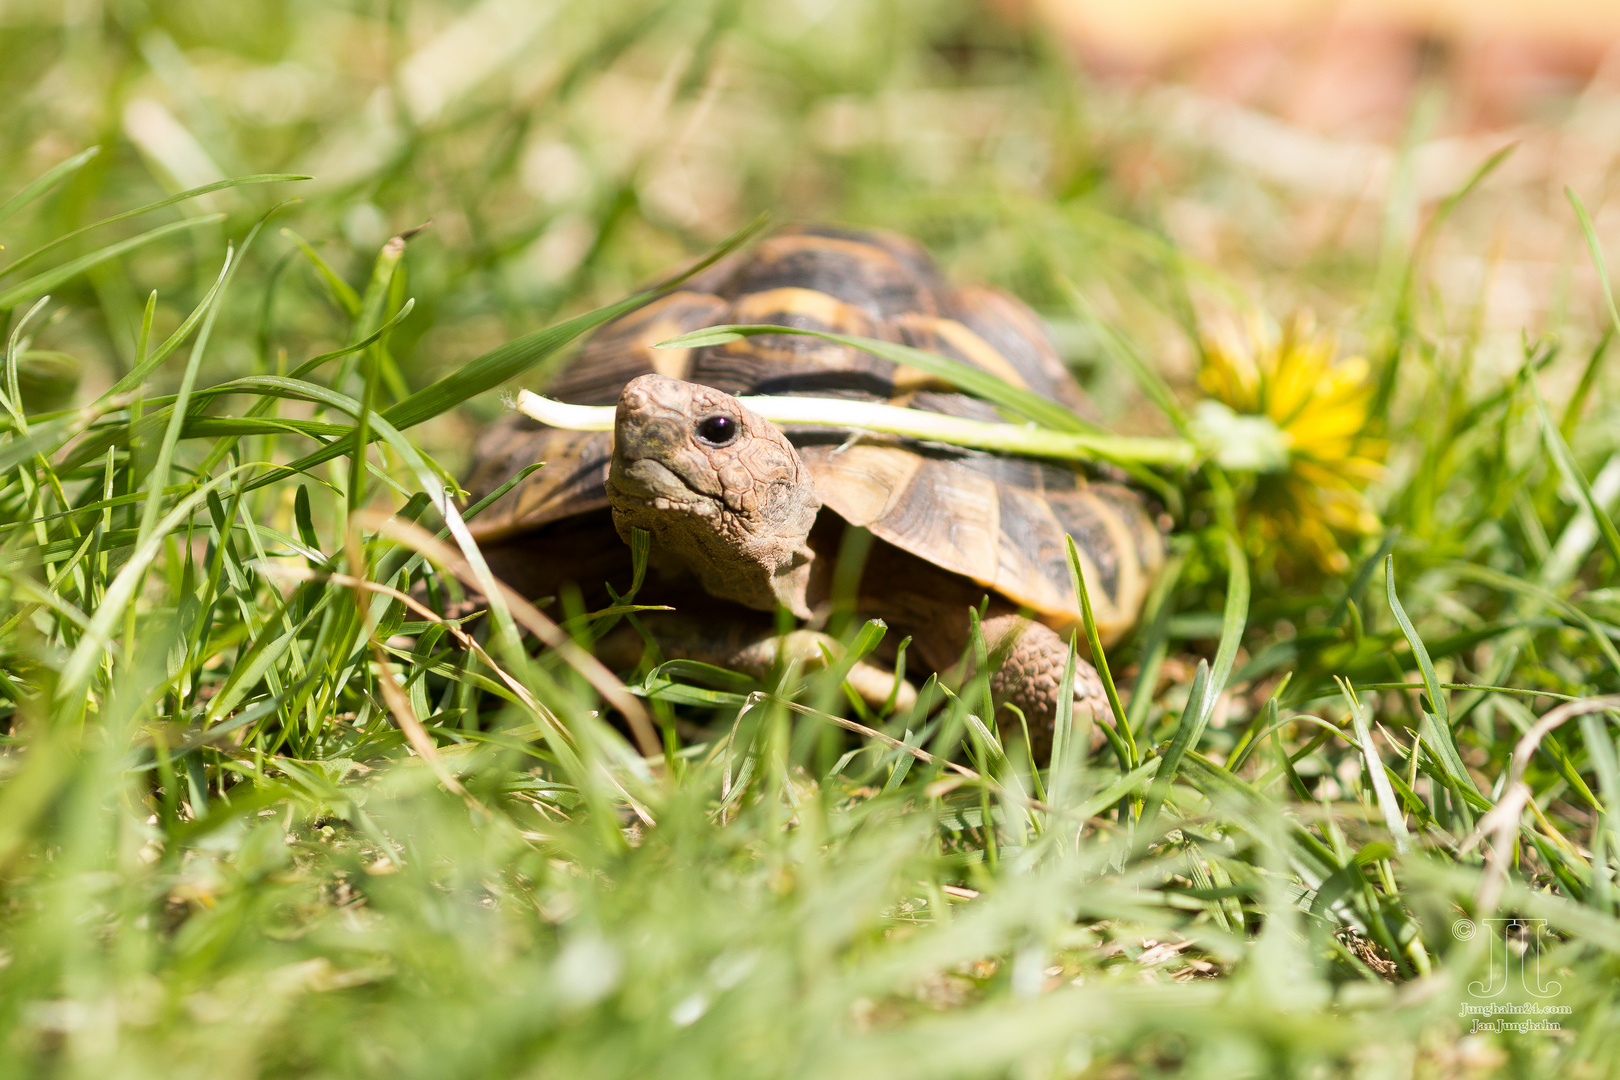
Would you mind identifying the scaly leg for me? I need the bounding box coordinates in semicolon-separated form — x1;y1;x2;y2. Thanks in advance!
596;608;917;714
848;539;1113;760
979;614;1110;759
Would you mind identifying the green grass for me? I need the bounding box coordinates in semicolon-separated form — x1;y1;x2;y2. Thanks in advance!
4;2;1620;1077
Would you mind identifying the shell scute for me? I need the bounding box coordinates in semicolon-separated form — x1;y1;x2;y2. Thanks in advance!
718;232;944;324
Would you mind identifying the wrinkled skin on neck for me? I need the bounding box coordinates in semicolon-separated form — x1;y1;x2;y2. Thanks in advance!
607;373;821;618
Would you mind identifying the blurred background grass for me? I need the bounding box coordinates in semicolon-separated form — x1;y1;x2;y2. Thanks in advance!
11;0;1620;452
5;0;1168;452
7;0;1620;1077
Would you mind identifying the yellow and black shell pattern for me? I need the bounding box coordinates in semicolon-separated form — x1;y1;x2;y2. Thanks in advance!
464;225;1164;645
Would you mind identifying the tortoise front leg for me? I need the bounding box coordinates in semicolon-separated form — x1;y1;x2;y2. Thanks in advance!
979;615;1110;760
847;541;1112;760
596;612;917;714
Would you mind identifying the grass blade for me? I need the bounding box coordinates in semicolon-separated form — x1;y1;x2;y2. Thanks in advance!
135;246;234;544
1337;679;1413;853
1385;555;1480;795
240;218;769;491
1068;288;1191;435
0;146;100;228
0;174;307;281
281;227;361;318
0;215;224;310
1065;534;1135;767
57;466;251;711
517;390;1194;466
1530;377;1620;572
1142;533;1248;826
1141;659;1208;827
1568;186;1620;340
656;323;1103;434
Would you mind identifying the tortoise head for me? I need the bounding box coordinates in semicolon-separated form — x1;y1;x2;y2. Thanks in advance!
607;373;821;618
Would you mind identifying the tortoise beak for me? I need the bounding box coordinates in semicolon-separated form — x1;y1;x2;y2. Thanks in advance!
609;374;725;505
610;456;717;518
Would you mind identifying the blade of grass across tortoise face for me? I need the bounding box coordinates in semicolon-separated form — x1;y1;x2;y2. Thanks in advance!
668;290;1204;501
655;324;1103;434
515;391;1196;467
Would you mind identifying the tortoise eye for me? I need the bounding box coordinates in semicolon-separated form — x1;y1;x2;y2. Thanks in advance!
695;415;738;447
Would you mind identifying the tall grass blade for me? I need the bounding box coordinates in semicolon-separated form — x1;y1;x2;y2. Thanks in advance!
134;246;234;544
1568;186;1620;340
0;215;224;310
0;174;307;280
1385;555;1480;795
1531;377;1620;572
245;218;768;491
0;146;100;228
1337;677;1412;852
1141;533;1247;825
656;324;1103;434
1065;534;1134;767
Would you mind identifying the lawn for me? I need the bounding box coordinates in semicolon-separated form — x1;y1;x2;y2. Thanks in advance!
1;1;1617;1077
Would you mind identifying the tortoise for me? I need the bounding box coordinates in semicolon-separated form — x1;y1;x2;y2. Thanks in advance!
463;225;1165;750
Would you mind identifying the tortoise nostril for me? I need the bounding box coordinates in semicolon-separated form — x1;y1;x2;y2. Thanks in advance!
695;415;738;447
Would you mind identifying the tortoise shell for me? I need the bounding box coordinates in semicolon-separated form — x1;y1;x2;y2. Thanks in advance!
465;225;1164;644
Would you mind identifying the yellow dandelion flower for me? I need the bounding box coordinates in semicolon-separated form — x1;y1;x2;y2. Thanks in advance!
1198;311;1385;576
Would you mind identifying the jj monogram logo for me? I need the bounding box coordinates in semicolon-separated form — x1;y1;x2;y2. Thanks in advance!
1452;918;1570;1034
